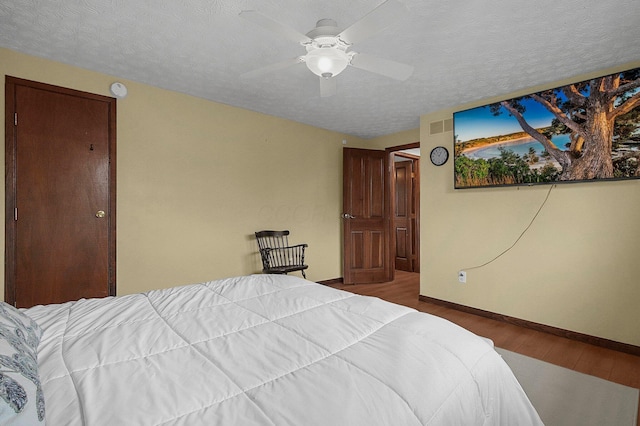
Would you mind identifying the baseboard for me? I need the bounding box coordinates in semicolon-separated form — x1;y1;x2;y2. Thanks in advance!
419;295;640;357
317;277;343;286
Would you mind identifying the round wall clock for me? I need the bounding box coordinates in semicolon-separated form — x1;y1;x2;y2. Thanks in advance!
430;146;449;166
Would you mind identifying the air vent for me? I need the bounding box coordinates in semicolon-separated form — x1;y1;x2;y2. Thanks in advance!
429;120;444;135
429;119;453;135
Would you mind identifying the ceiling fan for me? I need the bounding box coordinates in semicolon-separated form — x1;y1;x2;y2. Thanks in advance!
239;0;414;97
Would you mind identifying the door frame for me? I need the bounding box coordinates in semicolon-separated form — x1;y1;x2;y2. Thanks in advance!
4;76;117;304
386;142;420;275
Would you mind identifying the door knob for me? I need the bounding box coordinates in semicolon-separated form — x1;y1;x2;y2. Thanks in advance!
342;213;355;219
95;210;106;218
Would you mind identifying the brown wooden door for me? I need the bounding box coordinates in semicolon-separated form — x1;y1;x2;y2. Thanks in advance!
5;77;116;308
393;160;413;272
392;156;420;273
342;148;391;284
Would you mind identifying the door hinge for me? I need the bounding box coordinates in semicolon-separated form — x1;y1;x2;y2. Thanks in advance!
14;208;17;221
14;112;17;126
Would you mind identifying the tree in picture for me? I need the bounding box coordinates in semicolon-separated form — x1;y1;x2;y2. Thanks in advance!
491;69;640;180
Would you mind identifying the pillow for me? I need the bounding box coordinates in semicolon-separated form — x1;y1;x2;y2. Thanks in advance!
0;302;45;424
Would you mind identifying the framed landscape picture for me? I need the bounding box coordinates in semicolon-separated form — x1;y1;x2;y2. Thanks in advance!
453;66;640;189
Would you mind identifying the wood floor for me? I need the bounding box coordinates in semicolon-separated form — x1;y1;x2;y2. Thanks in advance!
330;270;640;424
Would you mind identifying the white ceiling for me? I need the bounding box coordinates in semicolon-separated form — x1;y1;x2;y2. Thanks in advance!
1;0;639;139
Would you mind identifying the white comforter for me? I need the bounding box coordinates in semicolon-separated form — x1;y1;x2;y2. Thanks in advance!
25;274;542;425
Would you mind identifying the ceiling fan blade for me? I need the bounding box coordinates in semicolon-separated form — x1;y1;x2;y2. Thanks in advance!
241;57;304;79
319;77;337;98
239;10;311;44
337;0;408;45
349;52;413;81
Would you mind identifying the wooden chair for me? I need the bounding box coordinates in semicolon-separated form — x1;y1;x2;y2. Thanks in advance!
255;230;308;279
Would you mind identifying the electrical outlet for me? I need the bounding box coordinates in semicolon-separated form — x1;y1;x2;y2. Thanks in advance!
458;271;467;283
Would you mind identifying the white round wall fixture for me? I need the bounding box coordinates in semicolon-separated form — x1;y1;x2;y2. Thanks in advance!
109;82;128;98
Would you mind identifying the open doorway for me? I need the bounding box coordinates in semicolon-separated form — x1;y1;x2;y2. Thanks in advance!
386;142;420;274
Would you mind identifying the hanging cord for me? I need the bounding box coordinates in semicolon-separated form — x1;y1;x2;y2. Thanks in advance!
462;184;555;271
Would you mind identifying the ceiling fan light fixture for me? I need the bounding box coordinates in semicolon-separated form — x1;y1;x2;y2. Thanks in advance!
305;47;349;78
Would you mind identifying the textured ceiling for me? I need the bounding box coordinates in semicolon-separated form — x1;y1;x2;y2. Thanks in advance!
1;0;639;139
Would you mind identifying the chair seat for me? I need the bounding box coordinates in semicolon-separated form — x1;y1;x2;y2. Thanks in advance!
264;264;309;275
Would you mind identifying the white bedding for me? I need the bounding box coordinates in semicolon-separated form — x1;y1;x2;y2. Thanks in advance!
24;274;542;425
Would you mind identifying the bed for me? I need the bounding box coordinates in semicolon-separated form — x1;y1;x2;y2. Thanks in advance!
2;274;542;425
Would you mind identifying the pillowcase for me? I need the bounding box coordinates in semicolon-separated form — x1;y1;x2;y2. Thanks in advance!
0;302;45;424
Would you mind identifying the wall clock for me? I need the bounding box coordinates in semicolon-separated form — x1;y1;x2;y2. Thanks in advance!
430;146;449;166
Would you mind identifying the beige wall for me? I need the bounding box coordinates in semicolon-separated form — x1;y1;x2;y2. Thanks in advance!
1;47;364;296
368;128;420;150
419;60;640;347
